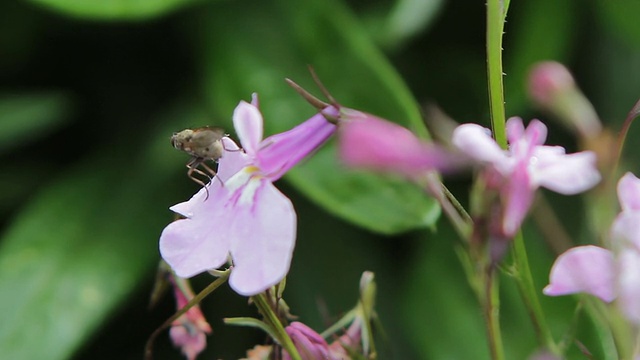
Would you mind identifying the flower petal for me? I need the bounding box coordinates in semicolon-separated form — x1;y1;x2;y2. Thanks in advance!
543;245;616;302
160;186;232;278
522;119;548;146
533;151;600;194
233;100;263;156
227;178;296;296
169;185;211;219
618;172;640;212
284;322;331;360
617;250;640;324
611;212;640;249
506;117;525;145
257;107;338;181
339;112;465;176
501;162;534;237
169;326;207;360
452;123;507;166
218;137;251;181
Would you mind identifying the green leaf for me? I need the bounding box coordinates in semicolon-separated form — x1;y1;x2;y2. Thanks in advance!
0;92;72;154
363;0;445;51
26;0;206;20
224;317;278;342
198;0;440;234
596;1;640;49
0;150;170;359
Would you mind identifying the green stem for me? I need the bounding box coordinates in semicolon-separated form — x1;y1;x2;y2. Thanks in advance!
511;233;560;354
484;268;505;360
483;2;508;358
144;271;230;360
253;293;302;360
421;172;473;240
486;0;508;148
612;98;640;178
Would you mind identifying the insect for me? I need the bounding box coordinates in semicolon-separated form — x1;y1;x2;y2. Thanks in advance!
171;126;226;194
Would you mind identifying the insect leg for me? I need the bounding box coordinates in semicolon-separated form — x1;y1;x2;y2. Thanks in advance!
199;162;224;186
186;158;211;200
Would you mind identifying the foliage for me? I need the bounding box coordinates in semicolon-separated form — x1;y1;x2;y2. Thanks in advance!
1;0;639;359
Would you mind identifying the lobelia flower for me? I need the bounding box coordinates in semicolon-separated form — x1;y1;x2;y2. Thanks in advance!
160;94;338;296
452;116;601;238
544;172;640;323
168;276;212;360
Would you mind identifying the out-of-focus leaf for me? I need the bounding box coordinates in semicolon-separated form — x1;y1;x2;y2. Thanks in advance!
0;92;72;154
596;1;640;49
402;222;541;359
504;0;577;115
402;224;490;359
364;0;444;51
198;0;440;234
26;0;205;20
0;137;176;359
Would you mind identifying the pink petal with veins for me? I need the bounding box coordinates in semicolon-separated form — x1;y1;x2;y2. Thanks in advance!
228;177;296;296
258;108;337;180
160;185;233;278
543;245;616;302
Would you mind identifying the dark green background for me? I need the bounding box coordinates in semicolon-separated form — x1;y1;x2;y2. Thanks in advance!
1;0;639;359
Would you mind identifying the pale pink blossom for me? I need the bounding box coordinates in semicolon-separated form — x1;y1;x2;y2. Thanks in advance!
544;173;640;324
452;117;600;237
160;94;337;296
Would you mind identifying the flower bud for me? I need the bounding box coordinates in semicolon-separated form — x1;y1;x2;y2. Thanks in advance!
282;322;332;360
338;109;467;176
528;61;602;139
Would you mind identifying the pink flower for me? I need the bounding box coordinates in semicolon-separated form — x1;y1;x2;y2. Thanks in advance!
452;117;600;237
169;276;212;360
544;173;640;323
338;109;468;176
160;94;337;296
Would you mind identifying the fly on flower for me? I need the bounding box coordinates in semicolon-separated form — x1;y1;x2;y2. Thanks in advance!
171;126;226;190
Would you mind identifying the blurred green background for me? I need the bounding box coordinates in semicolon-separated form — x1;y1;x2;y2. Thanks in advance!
1;0;640;359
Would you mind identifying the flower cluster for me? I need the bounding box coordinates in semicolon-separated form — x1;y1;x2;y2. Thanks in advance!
338;113;600;241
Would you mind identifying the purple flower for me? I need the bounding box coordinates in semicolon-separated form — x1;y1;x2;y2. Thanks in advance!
452;117;600;237
160;94;337;296
544;173;640;323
